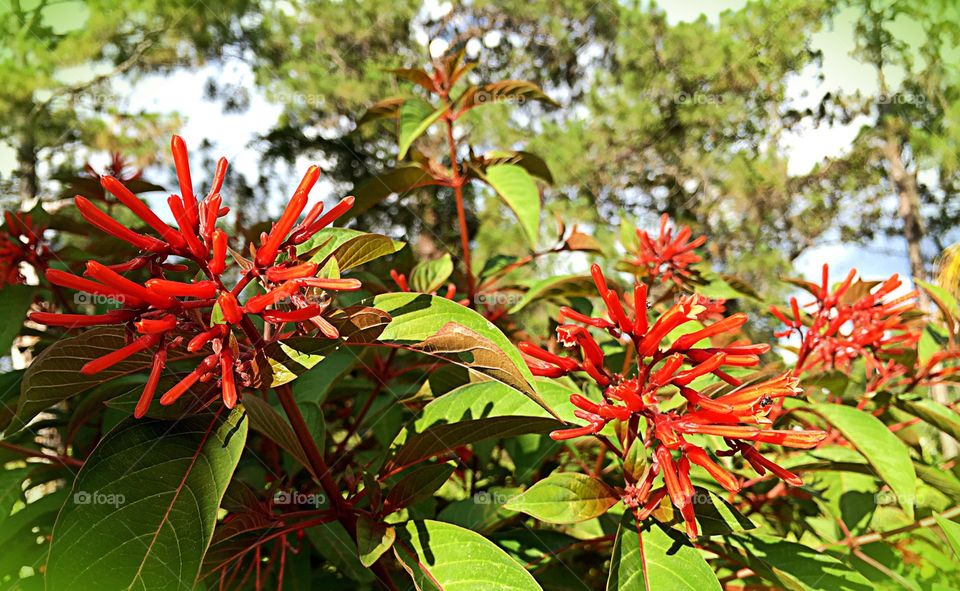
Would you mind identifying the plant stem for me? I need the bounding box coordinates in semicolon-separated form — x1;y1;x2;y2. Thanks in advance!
0;441;84;469
275;384;350;518
444;118;475;303
274;383;398;590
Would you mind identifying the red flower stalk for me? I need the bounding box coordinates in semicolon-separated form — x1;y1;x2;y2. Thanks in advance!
628;213;706;285
29;135;363;417
518;263;824;538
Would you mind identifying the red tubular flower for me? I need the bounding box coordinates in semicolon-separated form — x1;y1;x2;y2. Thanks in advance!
518;258;824;535
171;135;198;228
135;346;167;419
32;135;364;421
29;310;134;328
290;196;355;244
100;175;187;249
220;348;238;409
159;354;218;406
167;195;208;259
261;305;323;323
217;292;244;324
135;315;177;334
266;262;318;282
146;279;218;299
84;261;175;309
81;334;160;375
739;443;802;486
629;214;706;284
209;229;228;275
255;166;318;266
75;197;167;253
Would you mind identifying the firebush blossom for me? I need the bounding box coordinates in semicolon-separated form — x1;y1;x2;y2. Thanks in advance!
518;263;825;538
629;213;706;285
770;264;957;392
28;135;360;417
0;212;49;286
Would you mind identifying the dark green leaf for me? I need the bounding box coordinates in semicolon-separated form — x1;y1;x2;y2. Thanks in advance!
384;463;455;513
608;515;720;590
356;514;396;568
46;408;247;591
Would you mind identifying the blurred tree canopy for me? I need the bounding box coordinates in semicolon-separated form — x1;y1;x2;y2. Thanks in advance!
2;0;958;295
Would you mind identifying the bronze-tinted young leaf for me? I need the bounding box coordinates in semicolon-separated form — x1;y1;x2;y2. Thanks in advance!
357;96;405;125
457;80;559;111
11;327;199;433
349;166;437;217
409;322;540;402
504;472;618;524
383;463;455;513
46;408;247;591
387;68;436;93
473;150;554;183
242;395;313;477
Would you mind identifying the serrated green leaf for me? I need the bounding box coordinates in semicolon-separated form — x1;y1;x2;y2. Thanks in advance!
46;408;247;591
505;472;617;524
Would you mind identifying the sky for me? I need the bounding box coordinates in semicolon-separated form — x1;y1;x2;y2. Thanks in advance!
0;0;937;287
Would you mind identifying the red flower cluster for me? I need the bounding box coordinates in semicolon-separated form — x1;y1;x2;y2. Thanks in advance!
519;264;825;538
770;264;947;392
0;212;49;286
29;136;360;417
629;213;706;285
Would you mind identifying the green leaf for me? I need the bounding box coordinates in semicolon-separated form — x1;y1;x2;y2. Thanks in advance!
608;515;720;590
726;535;872;591
370;293;546;409
504;472;617;524
46;408;247;591
242;394;313;476
508;275;595;313
384;463;455;513
397;99;450;159
306;521;375;583
483;164;540;248
394;520;541;590
386;416;558;475
393;379;570;448
688;488;756;536
457;80;559;111
477;150;554;183
356;514;396;568
349;166;436;217
0;284;32;354
300;227;404;270
622;439;648;483
409;253;454;294
10;327;198;433
935;513;960;559
895;397;960;441
810;403;917;519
